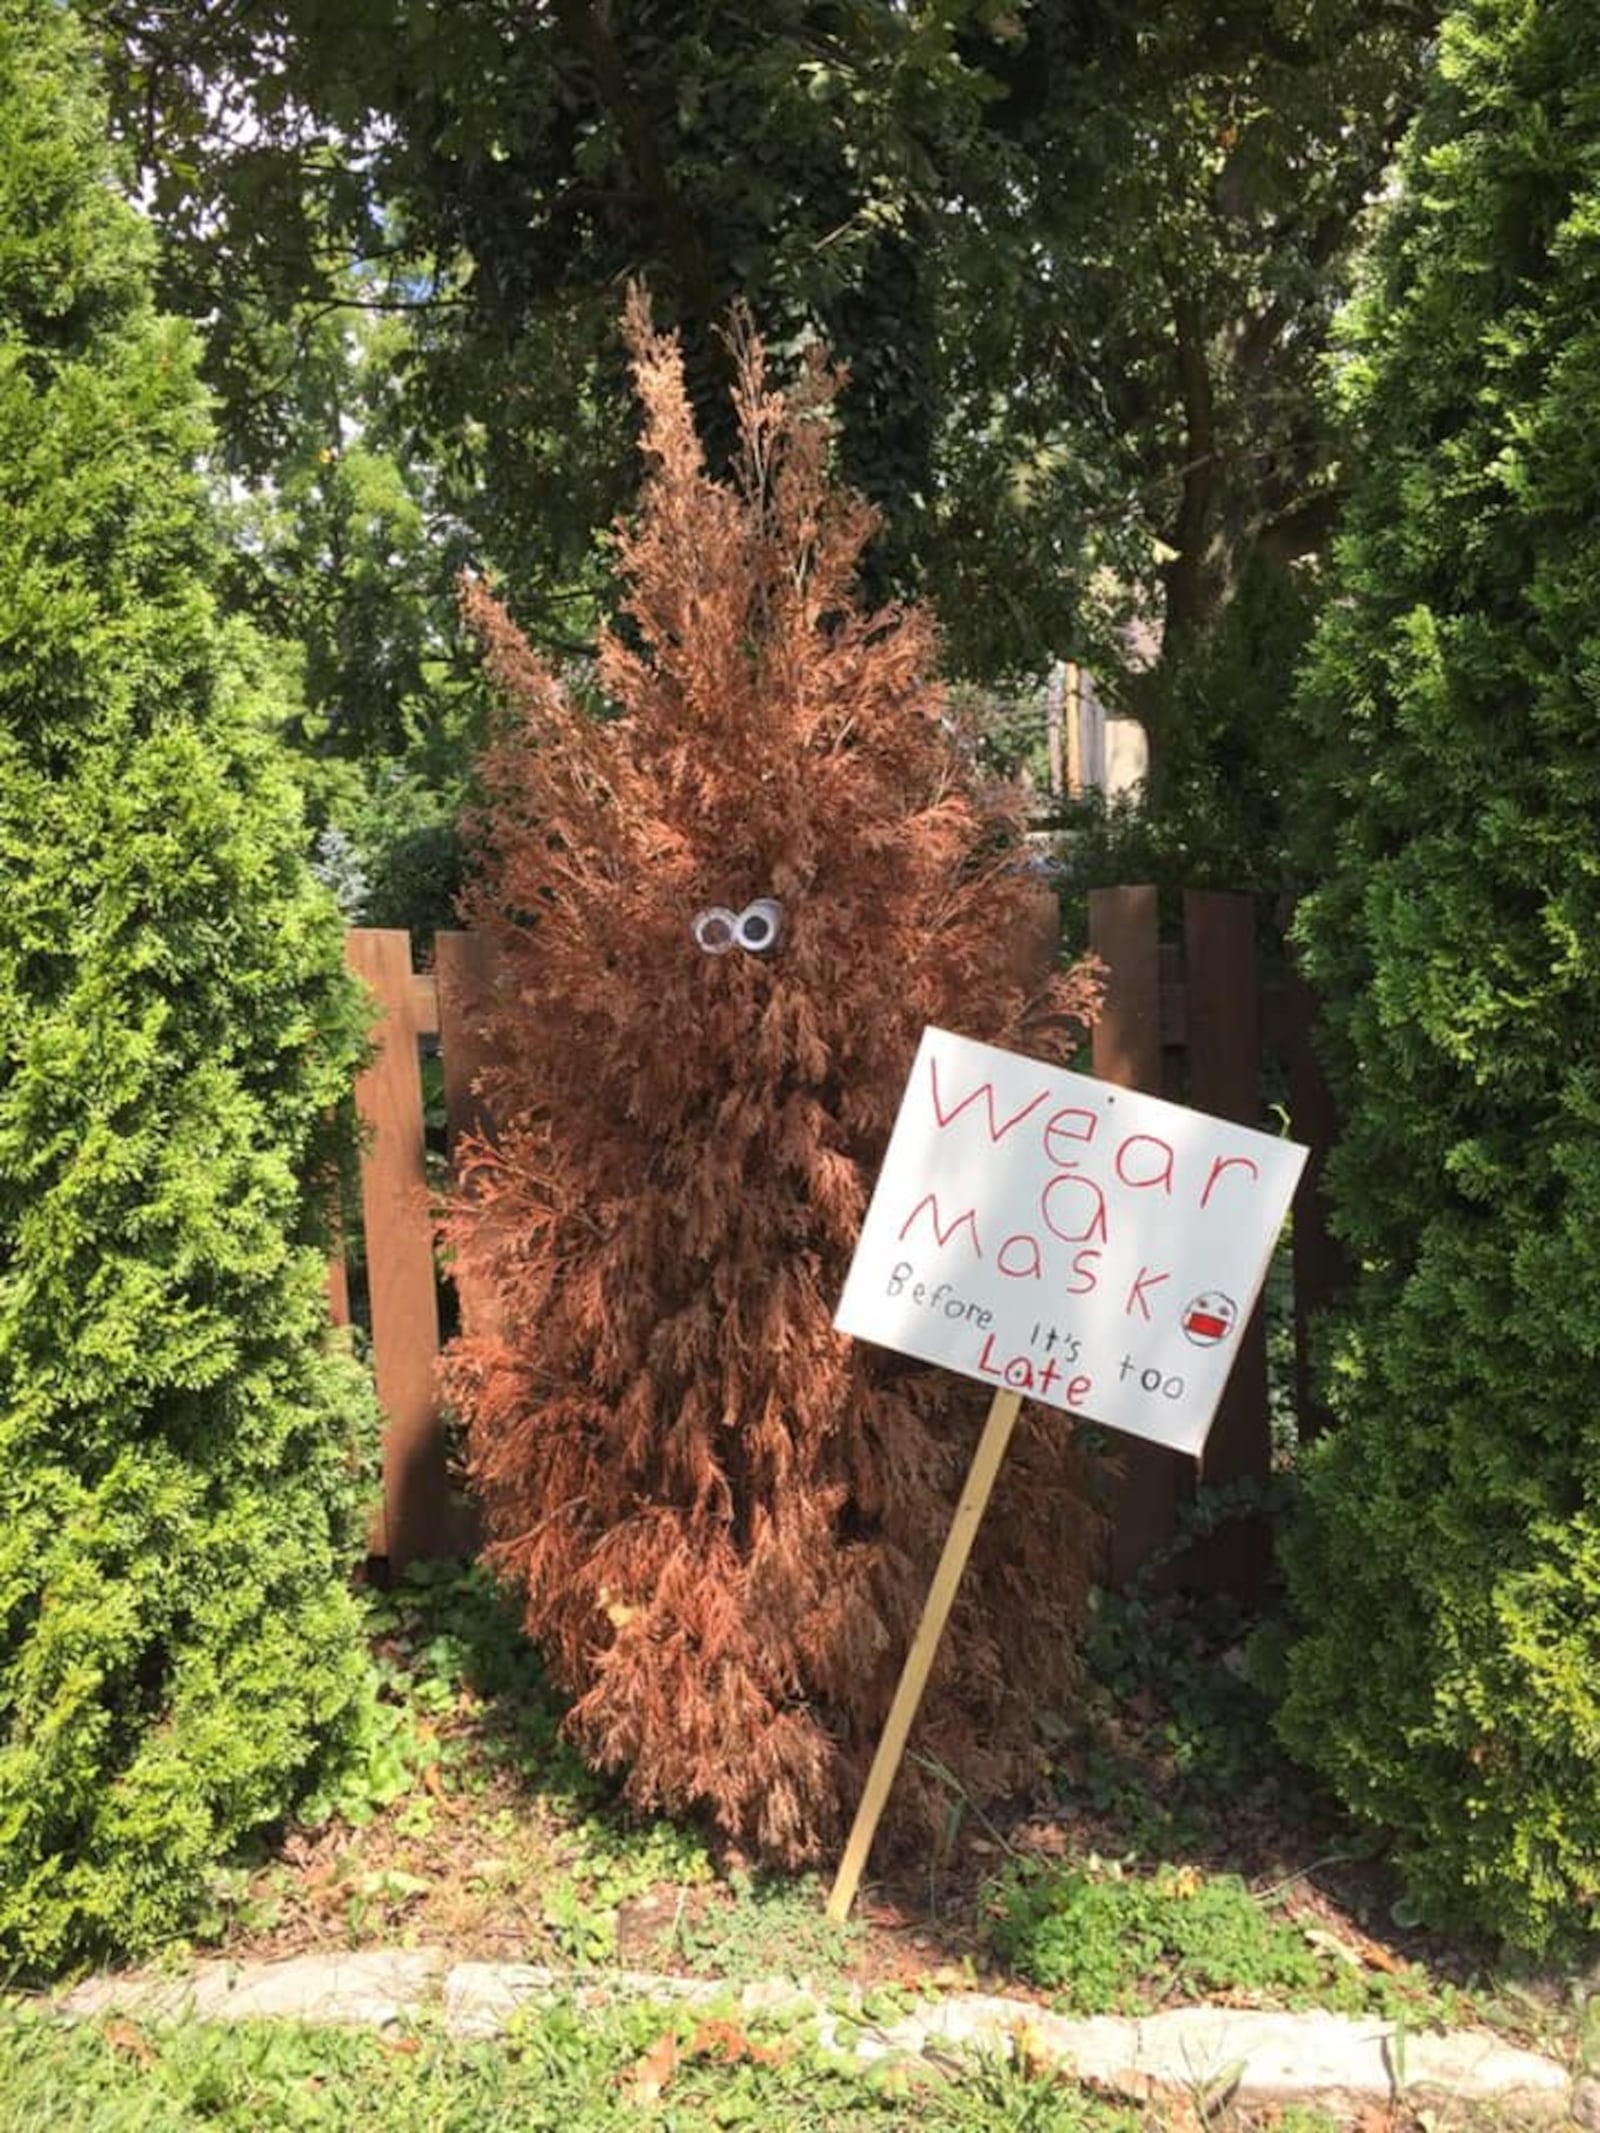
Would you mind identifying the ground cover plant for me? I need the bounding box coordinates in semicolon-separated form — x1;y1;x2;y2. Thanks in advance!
0;1998;1191;2133
0;0;378;1976
11;1561;1587;2133
441;297;1104;1868
162;1566;1575;2051
0;1999;1568;2133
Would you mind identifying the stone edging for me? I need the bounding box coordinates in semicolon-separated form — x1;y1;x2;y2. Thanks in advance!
48;1949;1576;2119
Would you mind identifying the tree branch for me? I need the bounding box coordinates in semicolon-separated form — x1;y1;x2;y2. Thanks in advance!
551;0;721;332
1161;266;1218;646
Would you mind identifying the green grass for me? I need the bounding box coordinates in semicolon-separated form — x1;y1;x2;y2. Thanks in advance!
0;2001;1141;2132
315;1556;605;1822
5;1560;1582;2131
668;1871;864;1985
985;1856;1461;2026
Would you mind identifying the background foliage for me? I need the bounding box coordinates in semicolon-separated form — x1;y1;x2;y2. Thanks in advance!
91;0;1437;866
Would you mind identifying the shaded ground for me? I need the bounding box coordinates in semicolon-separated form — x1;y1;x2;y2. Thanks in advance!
173;1562;1576;2075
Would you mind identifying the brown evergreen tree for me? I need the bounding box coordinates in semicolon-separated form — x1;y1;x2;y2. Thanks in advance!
443;298;1105;1864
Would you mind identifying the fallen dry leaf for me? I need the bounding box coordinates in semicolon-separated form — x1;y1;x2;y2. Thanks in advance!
1301;1917;1407;1975
1015;1819;1069;1858
688;2019;753;2063
618;2029;680;2106
103;2019;155;2069
1146;2095;1203;2132
687;2018;789;2068
1009;2017;1061;2079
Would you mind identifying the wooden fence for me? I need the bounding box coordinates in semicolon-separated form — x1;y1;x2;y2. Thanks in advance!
1086;887;1342;1585
336;889;1342;1581
330;929;495;1565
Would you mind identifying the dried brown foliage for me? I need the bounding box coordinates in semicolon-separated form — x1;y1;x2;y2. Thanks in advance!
443;296;1105;1865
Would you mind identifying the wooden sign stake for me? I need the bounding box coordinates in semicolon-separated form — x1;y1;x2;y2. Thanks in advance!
825;1386;1024;1924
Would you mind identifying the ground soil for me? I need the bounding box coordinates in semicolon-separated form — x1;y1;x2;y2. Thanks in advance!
149;1575;1577;2132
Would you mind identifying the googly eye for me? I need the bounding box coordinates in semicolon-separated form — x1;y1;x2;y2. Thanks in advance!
735;898;783;953
692;906;739;954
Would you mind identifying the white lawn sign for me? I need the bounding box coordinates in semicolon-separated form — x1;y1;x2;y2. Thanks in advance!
823;1027;1308;1924
834;1026;1309;1459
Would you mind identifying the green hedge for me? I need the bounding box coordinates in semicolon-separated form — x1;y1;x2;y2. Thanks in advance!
0;0;378;1974
1281;0;1600;1953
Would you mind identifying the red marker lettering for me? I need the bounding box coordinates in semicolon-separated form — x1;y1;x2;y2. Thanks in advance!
928;1055;1051;1144
899;1195;982;1255
1124;1265;1170;1321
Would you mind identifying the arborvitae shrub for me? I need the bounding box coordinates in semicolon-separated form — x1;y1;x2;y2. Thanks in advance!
0;1;379;1974
444;301;1105;1863
1279;0;1600;1953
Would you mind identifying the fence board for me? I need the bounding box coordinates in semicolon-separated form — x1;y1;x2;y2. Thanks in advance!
435;928;504;1354
1183;892;1267;1486
1088;888;1183;1582
1182;891;1270;1592
326;1249;350;1328
346;929;451;1565
341;898;1321;1594
435;930;498;1156
1089;886;1161;1090
1182;891;1258;1122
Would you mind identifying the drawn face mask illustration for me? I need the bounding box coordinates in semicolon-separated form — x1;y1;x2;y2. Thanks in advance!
691;897;783;956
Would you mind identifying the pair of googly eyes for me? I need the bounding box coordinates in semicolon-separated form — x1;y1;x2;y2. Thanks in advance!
692;898;783;955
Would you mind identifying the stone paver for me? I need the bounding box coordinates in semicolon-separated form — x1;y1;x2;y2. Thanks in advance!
899;1999;1569;2112
45;1952;1574;2119
441;1961;769;2038
60;1949;449;2029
